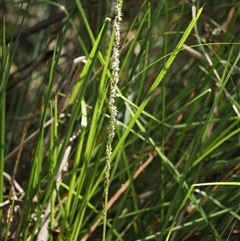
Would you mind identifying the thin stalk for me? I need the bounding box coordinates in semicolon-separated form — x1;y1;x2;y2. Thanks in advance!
103;1;123;240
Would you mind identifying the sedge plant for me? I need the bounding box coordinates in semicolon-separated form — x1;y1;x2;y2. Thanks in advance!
1;1;240;241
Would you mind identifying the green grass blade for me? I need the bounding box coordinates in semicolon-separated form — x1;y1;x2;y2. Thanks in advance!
111;5;205;163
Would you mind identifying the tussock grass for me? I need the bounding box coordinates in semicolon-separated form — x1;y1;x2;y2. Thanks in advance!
1;1;240;240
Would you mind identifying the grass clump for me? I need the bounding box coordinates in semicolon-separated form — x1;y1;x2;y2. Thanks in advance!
1;0;240;240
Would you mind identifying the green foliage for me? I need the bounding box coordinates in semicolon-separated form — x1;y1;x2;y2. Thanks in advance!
1;1;240;241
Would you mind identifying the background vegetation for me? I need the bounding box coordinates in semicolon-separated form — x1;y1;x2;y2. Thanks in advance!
1;0;240;240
